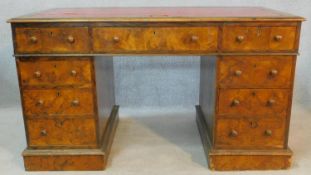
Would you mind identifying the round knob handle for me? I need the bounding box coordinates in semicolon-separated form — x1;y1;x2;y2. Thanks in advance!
36;100;44;106
40;129;47;136
191;35;199;42
264;129;272;136
71;100;80;106
229;130;238;137
34;71;41;78
67;35;75;43
30;36;38;43
274;35;283;41
71;70;77;76
270;69;278;76
267;99;276;106
113;36;120;42
236;35;245;43
231;99;240;106
234;70;242;76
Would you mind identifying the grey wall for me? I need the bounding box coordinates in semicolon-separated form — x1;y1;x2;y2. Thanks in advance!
0;1;310;109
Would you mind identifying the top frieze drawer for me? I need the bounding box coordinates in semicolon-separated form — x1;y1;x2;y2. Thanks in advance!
14;27;90;54
222;26;298;52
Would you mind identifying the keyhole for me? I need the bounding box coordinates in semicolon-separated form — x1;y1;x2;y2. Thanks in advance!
250;121;258;128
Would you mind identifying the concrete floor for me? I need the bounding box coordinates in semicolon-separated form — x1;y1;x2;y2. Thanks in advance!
0;105;310;174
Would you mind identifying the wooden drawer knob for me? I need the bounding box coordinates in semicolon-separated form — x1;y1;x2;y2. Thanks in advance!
229;130;238;137
71;99;80;106
34;71;41;78
274;35;283;41
71;70;77;76
191;35;199;42
231;99;240;106
113;36;120;42
264;129;272;136
267;99;276;106
40;129;47;136
236;35;245;43
30;36;38;43
67;35;75;43
36;100;44;106
270;69;278;76
234;70;242;76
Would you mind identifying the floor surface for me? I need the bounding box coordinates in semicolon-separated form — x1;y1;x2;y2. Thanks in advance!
0;105;310;174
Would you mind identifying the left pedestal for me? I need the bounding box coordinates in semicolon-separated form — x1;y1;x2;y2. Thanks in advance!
16;56;118;171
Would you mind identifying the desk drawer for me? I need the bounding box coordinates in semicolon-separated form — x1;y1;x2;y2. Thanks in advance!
23;88;95;117
215;117;286;149
15;27;90;53
222;26;297;52
26;118;97;148
218;56;294;88
217;89;290;116
18;58;93;88
93;27;218;53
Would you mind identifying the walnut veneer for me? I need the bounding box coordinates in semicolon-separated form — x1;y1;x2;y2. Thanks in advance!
8;7;304;171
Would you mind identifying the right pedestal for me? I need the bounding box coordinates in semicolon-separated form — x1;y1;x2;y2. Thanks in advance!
198;55;296;170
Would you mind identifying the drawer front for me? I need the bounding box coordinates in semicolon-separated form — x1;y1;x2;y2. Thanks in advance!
26;118;97;147
15;27;90;53
93;27;218;53
215;118;286;149
23;89;95;117
17;58;93;88
218;89;290;116
222;26;297;52
218;56;294;88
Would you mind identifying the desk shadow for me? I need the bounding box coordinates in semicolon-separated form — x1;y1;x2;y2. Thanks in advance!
110;108;207;168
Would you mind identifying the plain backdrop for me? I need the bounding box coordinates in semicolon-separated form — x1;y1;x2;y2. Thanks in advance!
0;1;310;109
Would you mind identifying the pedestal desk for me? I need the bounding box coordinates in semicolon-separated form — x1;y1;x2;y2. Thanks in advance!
8;7;304;171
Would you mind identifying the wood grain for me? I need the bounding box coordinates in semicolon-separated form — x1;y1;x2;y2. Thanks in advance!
93;27;218;53
218;56;294;88
214;117;286;149
17;57;93;88
26;118;97;148
209;153;291;170
15;27;90;53
23;88;95;117
217;89;290;116
222;26;297;52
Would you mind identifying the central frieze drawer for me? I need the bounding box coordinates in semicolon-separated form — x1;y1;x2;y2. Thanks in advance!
23;88;95;117
222;26;297;52
92;27;218;53
217;89;290;117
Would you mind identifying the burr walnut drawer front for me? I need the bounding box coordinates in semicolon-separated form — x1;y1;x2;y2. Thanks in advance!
222;26;297;52
17;58;93;88
215;117;286;149
26;118;97;148
217;89;290;117
15;27;90;53
218;56;294;88
23;88;95;117
92;27;218;53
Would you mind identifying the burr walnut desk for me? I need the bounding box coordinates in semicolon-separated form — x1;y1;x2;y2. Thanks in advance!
8;7;304;171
